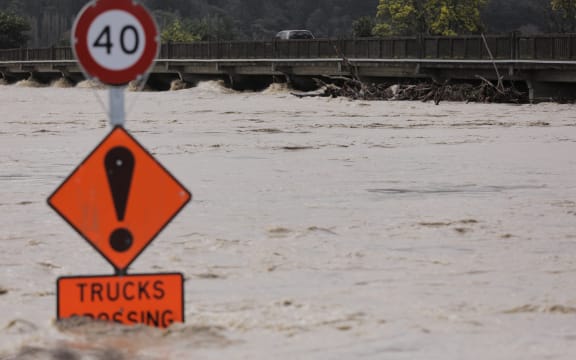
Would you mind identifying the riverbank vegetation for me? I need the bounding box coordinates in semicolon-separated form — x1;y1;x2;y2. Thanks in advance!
1;0;576;47
0;11;30;48
372;0;576;37
373;0;486;36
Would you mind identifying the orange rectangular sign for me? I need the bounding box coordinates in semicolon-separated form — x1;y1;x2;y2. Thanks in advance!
57;273;184;329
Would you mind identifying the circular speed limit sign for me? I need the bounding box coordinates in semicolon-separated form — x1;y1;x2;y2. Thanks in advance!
72;0;159;86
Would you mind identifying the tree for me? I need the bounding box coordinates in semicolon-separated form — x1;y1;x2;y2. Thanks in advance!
161;19;199;43
189;15;235;41
160;14;235;43
0;11;30;49
550;0;576;31
426;0;486;35
373;0;485;36
374;0;427;36
353;16;376;37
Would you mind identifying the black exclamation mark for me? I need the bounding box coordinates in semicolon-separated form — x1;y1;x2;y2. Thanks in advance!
105;147;135;253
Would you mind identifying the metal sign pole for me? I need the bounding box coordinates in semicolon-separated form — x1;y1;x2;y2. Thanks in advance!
109;86;126;127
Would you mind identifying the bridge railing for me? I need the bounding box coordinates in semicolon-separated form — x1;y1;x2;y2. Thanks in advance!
2;34;576;62
0;47;74;61
421;34;513;59
517;34;576;59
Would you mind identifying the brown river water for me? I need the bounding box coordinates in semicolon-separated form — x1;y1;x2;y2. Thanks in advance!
1;80;576;359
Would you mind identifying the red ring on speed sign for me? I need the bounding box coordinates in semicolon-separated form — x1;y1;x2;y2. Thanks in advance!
73;0;159;86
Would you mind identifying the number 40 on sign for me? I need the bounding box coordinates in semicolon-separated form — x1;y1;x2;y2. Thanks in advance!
73;0;159;86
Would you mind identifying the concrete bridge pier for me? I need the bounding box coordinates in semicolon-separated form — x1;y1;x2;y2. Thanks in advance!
0;71;29;84
227;74;274;91
526;80;576;103
146;73;183;91
286;75;319;92
30;71;64;85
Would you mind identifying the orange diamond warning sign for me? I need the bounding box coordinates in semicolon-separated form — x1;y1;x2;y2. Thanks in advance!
48;126;191;272
58;273;184;328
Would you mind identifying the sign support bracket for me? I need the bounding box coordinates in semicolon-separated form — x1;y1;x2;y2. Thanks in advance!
109;86;126;127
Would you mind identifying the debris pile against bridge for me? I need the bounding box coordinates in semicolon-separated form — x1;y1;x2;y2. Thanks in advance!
292;77;529;104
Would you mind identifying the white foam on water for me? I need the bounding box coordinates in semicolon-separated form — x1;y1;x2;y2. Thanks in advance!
50;78;73;88
170;79;189;91
127;80;153;92
188;80;236;96
75;80;106;89
15;79;46;88
262;82;290;95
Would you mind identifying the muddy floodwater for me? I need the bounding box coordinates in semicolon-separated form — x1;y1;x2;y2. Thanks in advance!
1;81;576;359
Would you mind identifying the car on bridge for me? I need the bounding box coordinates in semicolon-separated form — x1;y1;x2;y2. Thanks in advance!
274;30;315;40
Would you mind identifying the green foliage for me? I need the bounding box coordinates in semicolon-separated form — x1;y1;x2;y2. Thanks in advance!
161;19;199;43
0;0;380;44
374;0;425;36
352;16;376;37
189;15;235;41
145;0;379;39
551;0;576;13
0;11;30;49
374;0;485;36
160;14;235;43
426;0;486;35
550;0;576;31
1;0;574;47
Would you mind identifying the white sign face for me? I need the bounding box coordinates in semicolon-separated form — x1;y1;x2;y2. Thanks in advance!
87;10;146;71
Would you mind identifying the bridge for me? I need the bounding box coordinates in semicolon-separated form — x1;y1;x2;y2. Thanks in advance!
2;34;576;100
